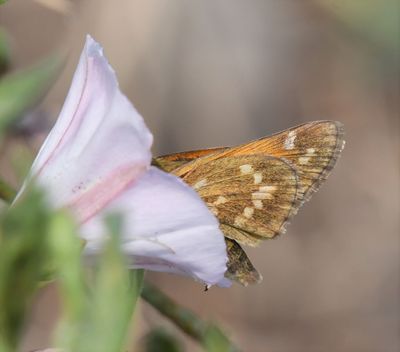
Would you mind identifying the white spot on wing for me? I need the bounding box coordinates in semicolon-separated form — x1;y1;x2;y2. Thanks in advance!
210;207;219;216
253;172;263;184
239;164;254;174
253;199;263;209
214;196;228;205
252;185;276;200
252;192;272;200
243;207;254;219
297;148;315;165
284;131;297;150
234;216;246;227
259;185;276;193
298;156;310;165
193;179;207;190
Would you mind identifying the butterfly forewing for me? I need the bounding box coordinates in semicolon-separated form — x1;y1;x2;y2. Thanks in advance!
164;121;344;208
181;155;298;245
221;121;345;205
153;147;225;173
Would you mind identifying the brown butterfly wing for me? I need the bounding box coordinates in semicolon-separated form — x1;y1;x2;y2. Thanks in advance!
158;121;344;242
168;121;344;207
154;120;345;285
181;155;298;245
225;238;262;286
154;151;270;285
177;154;298;286
216;120;345;206
153;147;226;172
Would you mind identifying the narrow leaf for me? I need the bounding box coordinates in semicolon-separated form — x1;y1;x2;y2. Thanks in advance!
0;55;61;135
0;188;52;351
53;214;143;352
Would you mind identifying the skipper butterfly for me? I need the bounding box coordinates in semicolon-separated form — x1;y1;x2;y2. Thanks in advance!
153;121;345;286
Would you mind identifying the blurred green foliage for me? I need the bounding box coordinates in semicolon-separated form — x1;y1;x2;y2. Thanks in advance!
0;188;143;352
0;29;10;74
0;188;53;351
0;0;8;5
0;29;60;350
142;282;238;352
0;55;62;138
143;327;184;352
0;181;236;351
317;0;400;58
52;214;143;352
0;179;16;204
203;325;236;352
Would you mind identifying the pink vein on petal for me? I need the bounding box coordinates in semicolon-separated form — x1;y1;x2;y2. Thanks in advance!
68;164;147;224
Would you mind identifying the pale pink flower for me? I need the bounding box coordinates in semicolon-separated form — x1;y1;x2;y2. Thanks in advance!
18;35;229;287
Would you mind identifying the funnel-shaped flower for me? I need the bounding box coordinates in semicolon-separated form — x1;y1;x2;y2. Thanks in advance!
18;36;228;287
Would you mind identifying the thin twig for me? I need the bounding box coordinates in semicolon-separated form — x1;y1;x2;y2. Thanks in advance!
141;281;238;351
141;281;209;341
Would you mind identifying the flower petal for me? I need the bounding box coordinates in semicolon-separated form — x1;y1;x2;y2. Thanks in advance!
81;167;228;286
17;35;228;286
18;35;152;222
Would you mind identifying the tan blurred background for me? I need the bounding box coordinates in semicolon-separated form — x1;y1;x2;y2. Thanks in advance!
1;1;399;351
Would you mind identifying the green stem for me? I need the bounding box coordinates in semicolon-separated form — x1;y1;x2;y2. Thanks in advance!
0;179;16;203
141;281;208;341
141;282;238;352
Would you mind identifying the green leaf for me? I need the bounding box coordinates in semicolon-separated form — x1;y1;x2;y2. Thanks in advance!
0;187;53;351
0;55;62;135
47;211;85;325
0;1;8;5
54;214;143;352
81;215;143;352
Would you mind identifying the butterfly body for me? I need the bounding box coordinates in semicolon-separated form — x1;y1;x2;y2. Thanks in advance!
153;121;345;285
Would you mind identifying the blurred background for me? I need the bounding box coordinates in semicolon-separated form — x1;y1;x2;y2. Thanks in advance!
0;0;399;351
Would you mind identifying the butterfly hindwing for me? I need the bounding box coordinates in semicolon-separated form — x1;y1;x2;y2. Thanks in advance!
181;155;298;245
225;238;262;286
